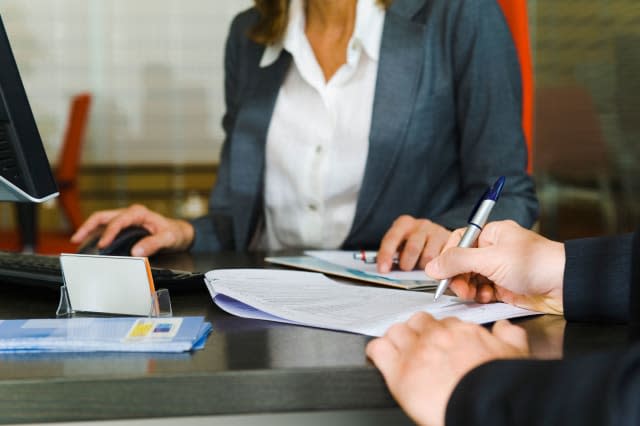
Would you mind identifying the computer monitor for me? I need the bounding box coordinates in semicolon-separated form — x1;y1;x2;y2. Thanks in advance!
0;15;58;203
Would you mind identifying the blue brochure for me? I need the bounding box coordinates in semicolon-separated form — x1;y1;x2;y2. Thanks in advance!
0;316;212;353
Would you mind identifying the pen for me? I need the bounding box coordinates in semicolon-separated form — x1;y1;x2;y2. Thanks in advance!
353;250;377;263
433;176;506;301
353;250;398;264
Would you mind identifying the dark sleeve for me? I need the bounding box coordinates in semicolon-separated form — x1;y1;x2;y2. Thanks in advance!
189;11;253;252
563;233;635;322
430;0;538;229
446;344;640;426
631;231;640;331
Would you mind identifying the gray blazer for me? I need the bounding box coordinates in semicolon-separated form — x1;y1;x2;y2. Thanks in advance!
190;0;538;252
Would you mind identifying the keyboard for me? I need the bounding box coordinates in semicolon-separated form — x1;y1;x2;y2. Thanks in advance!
0;251;205;291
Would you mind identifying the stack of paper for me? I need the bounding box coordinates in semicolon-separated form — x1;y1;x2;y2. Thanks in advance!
205;269;538;337
0;317;211;353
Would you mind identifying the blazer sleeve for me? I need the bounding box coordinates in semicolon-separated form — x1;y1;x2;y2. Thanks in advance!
445;230;640;426
189;11;250;252
446;346;640;426
430;0;538;229
563;233;634;322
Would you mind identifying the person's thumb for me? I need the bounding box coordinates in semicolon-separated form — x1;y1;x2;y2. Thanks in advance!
492;320;529;355
425;246;493;281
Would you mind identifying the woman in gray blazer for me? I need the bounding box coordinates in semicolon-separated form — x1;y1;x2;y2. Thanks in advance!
72;0;538;271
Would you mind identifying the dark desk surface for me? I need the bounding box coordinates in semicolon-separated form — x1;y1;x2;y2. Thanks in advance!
0;252;631;424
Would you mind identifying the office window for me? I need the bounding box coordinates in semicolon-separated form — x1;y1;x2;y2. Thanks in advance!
2;0;251;164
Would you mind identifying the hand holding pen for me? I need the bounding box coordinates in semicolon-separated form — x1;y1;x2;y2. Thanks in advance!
433;176;506;301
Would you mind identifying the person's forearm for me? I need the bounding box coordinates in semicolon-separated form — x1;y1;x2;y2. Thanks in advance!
630;230;640;332
447;345;640;426
563;233;634;323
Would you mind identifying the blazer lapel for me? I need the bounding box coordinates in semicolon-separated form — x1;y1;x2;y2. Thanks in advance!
230;51;291;249
348;7;425;238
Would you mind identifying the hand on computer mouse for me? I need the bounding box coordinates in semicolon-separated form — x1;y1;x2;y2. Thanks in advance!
71;204;195;257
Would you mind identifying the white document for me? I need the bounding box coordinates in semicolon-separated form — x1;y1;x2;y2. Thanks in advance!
205;269;538;337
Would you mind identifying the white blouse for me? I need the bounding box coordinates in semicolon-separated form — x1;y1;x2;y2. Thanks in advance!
258;0;385;250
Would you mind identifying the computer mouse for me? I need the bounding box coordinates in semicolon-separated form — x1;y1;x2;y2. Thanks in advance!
78;225;151;256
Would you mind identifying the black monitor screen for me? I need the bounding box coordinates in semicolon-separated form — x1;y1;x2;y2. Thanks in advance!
0;15;58;203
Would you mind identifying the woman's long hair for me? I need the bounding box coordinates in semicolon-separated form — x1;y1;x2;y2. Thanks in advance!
250;0;394;45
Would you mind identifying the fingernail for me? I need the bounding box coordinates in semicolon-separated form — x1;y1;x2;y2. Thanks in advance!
379;263;390;273
132;247;145;257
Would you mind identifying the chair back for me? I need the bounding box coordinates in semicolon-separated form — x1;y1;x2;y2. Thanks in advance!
56;93;91;185
497;0;534;173
535;86;610;179
55;93;92;230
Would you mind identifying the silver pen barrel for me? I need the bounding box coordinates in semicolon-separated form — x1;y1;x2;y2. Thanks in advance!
433;199;495;301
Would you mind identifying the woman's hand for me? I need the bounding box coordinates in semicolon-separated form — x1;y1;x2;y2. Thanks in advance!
71;204;195;257
366;312;529;426
377;215;451;273
425;220;565;315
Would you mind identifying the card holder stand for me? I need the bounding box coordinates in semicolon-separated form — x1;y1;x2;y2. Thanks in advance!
57;254;173;318
56;286;173;318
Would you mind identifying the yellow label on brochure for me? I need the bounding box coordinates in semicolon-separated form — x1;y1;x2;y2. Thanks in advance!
124;318;183;341
128;321;154;338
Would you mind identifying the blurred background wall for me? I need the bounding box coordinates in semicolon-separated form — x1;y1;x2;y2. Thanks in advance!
0;0;638;249
532;0;640;238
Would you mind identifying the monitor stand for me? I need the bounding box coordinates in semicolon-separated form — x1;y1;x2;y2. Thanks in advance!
15;203;36;253
0;176;58;253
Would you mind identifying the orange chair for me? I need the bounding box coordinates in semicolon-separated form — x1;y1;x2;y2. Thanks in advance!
54;93;92;231
497;0;534;173
33;93;92;254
